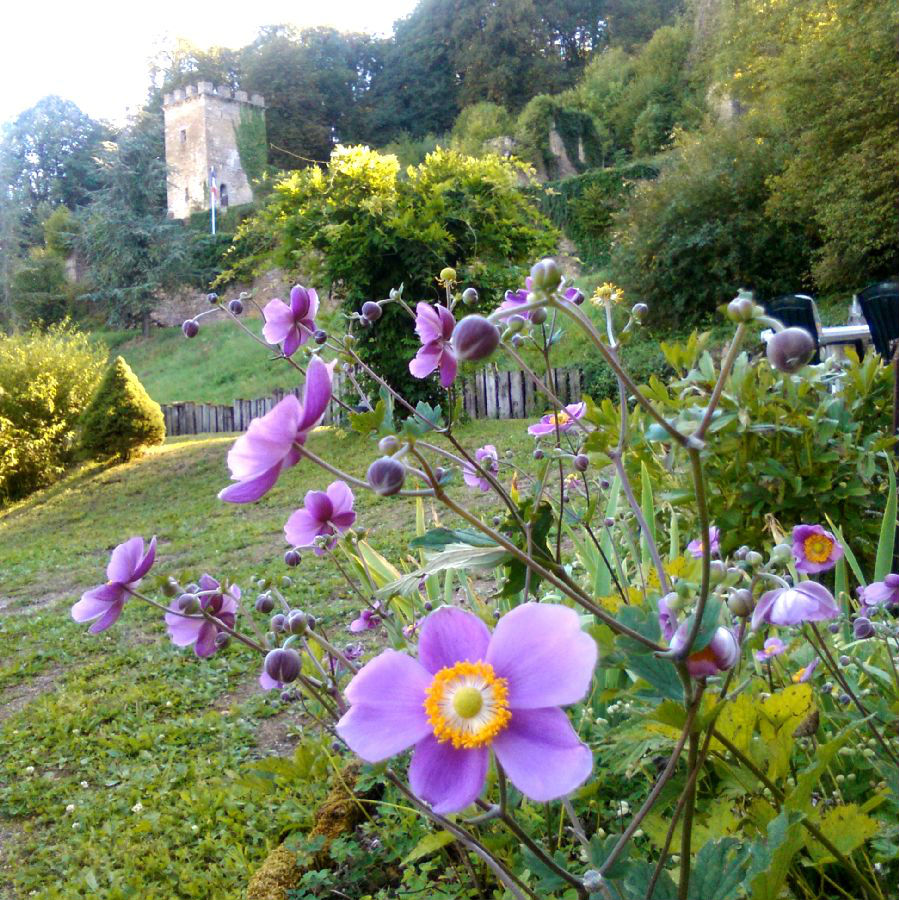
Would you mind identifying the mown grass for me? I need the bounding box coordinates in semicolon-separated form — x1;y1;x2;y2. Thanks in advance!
0;419;534;899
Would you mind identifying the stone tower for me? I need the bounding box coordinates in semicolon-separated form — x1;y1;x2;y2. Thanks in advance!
162;83;264;220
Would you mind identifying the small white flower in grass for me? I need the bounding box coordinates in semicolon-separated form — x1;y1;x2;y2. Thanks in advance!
65;804;75;813
165;701;172;707
24;766;34;775
72;822;80;830
80;781;89;789
191;824;199;832
131;802;143;813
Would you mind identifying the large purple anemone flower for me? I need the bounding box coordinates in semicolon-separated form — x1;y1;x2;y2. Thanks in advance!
751;581;839;630
219;356;334;503
409;302;457;388
284;481;356;554
262;285;319;357
72;536;156;633
337;604;596;814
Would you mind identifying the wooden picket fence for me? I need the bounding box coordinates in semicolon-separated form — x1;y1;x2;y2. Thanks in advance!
161;366;583;437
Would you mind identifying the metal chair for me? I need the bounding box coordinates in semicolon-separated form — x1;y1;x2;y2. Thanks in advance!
857;282;899;360
763;294;822;363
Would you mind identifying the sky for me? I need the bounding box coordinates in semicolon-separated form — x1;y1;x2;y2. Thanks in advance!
0;0;418;127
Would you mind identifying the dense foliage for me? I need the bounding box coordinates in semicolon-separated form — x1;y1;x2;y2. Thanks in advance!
224;145;557;399
80;356;166;460
0;322;104;502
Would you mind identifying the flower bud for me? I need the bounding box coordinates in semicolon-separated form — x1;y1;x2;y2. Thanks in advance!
280;690;295;703
228;298;244;315
573;454;589;472
281;575;293;589
287;610;309;635
853;616;874;639
214;633;230;649
839;655;851;666
255;593;275;614
505;314;526;334
828;622;840;634
206;292;219;304
510;334;523;348
461;287;479;306
604;516;615;527
744;551;764;568
583;871;604;892
182;319;199;338
770;543;792;564
631;303;649;323
439;267;457;284
378;434;401;455
727;588;753;617
530;306;548;325
264;648;301;684
270;613;287;633
367;457;406;496
710;560;727;584
766;327;816;373
533;448;544;460
313;329;328;344
178;593;200;614
565;288;585;306
284;549;301;567
529;258;562;292
726;297;755;322
161;578;179;598
454;315;500;361
361;301;382;322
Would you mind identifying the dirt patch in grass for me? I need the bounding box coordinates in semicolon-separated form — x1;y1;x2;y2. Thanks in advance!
0;671;59;724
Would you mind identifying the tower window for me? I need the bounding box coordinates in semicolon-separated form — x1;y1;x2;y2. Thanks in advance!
179;128;186;144
184;187;189;203
220;184;229;207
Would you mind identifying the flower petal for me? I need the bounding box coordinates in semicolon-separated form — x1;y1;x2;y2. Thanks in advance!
106;537;144;583
88;598;125;633
194;622;219;657
226;395;301;480
297;356;334;433
261;299;293;345
131;536;157;581
492;707;592;802
284;507;326;548
409;343;441;379
486;603;596;708
165;606;204;646
290;285;311;319
72;583;125;623
438;350;457;387
219;462;283;503
259;670;282;691
326;481;355;517
418;607;491;674
408;735;488;814
281;327;301;358
414;303;443;344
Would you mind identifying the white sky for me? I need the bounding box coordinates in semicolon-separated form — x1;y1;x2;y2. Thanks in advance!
0;0;418;126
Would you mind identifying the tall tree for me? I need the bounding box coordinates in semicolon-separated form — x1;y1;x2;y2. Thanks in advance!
77;109;187;334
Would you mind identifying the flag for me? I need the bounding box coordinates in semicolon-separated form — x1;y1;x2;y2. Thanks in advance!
209;167;218;203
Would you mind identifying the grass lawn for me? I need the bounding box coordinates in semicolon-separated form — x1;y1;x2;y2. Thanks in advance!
0;420;535;899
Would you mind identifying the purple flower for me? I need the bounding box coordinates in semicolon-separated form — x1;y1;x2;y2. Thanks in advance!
755;636;787;662
687;526;720;559
284;481;356;554
336;604;596;813
72;537;156;633
657;593;678;641
792;524;843;574
343;642;365;661
500;288;531;320
262;285;319;357
528;402;586;437
563;287;585;305
751;581;840;630
669;623;739;678
409;302;457;388
219;356;334;503
462;445;499;491
349;608;381;633
860;573;899;608
165;574;239;657
792;657;819;683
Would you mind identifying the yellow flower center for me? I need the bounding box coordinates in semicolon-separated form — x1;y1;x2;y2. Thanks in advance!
804;534;833;564
424;660;511;749
792;666;808;683
554;411;571;427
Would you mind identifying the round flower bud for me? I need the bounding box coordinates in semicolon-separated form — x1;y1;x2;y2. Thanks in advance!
378;434;401;456
454;315;500;361
361;301;382;322
853;616;874;639
307;615;317;630
533;449;544;460
839;655;851;666
727;297;755;322
313;329;328;345
214;632;230;649
461;287;479;306
631;303;649;323
281;575;293;589
367;456;406;496
839;692;851;705
505;314;526;334
710;561;728;585
530;306;548;325
161;578;179;598
828;622;840;634
423;600;433;612
529;258;562;292
573;454;589;472
583;871;604;892
770;543;792;564
228;298;244;315
744;551;764;568
206;292;219;304
287;610;309;635
604;516;615;527
510;334;523;348
284;549;301;568
567;288;585;306
264;648;301;684
255;593;275;614
766;327;816;373
439;267;457;284
280;690;295;703
727;588;753;617
182;319;199;338
270;613;287;633
178;593;200;614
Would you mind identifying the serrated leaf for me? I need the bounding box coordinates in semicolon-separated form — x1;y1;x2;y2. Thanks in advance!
743;810;806;900
806;804;878;863
689;837;752;900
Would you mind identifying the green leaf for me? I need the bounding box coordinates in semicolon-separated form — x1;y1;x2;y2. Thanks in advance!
680;596;723;654
806;804;878;863
375;544;511;598
874;452;897;581
409;528;498;550
686;838;751;900
587;833;630;879
400;401;444;437
640;462;656;570
824;516;866;587
348;398;387;437
521;845;570;894
401;829;456;865
743;810;806;900
623;861;677;899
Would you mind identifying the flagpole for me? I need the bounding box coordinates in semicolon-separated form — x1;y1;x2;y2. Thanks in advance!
210;167;216;236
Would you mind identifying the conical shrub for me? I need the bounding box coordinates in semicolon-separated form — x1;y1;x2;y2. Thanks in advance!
81;356;165;460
